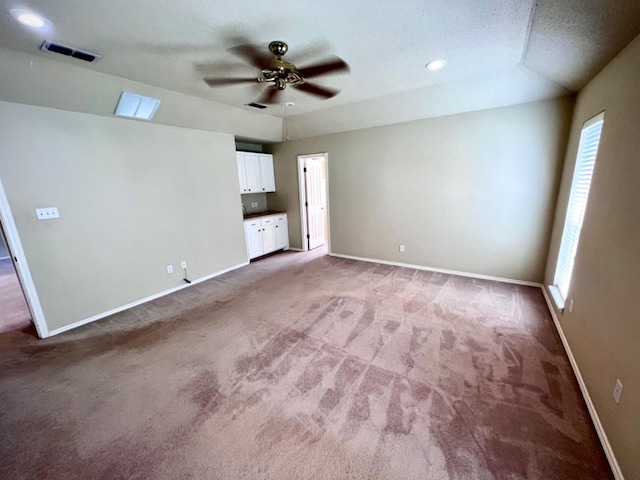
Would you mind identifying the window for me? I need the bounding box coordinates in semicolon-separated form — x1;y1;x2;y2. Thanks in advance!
550;112;604;308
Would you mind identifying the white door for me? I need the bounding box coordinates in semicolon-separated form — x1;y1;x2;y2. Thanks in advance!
304;157;326;250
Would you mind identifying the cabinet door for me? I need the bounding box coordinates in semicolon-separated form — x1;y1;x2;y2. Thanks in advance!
259;154;276;192
262;224;277;253
246;227;264;259
237;154;248;194
244;154;261;193
275;220;289;250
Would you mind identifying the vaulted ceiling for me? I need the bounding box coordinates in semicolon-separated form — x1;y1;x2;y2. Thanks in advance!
1;0;640;139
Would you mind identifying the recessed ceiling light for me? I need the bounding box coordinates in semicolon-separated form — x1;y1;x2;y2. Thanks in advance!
426;59;447;71
9;9;49;28
284;101;295;107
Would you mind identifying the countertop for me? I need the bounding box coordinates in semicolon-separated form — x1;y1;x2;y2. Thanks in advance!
243;210;286;220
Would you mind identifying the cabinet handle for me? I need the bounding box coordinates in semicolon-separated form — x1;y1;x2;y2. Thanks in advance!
262;188;265;190
248;189;251;191
276;225;278;228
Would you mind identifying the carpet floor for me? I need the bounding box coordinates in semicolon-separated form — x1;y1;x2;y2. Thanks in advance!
0;248;612;479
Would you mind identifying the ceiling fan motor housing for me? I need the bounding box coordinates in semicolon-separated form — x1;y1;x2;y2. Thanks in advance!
262;57;305;88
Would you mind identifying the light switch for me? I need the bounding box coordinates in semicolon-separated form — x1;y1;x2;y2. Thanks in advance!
36;207;60;220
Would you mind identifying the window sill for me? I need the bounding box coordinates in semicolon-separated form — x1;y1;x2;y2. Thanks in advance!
548;285;565;311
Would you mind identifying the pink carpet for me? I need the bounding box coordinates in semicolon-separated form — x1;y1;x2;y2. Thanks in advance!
0;248;612;479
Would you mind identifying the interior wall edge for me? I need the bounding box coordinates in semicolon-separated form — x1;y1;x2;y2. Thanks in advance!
540;285;624;480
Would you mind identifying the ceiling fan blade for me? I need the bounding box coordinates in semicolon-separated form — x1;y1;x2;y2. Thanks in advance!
297;57;350;79
257;86;282;105
229;43;272;69
204;77;258;87
295;81;339;99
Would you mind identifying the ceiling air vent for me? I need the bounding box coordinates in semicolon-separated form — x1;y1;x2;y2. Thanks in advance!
246;102;267;110
40;40;101;63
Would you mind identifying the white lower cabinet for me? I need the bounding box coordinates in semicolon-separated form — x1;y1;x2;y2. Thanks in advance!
245;226;264;259
275;214;289;250
244;213;289;259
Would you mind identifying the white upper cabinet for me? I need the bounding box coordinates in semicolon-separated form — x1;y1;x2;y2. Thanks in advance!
244;154;262;193
236;154;248;193
259;155;276;192
236;152;276;194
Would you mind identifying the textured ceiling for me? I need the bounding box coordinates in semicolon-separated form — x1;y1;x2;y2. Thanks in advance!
1;0;640;138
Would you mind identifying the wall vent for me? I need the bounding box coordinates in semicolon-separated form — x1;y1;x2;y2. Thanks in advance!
40;40;101;63
246;102;267;109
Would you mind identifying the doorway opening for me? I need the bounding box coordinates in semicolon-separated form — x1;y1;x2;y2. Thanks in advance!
0;178;48;337
0;221;33;334
297;153;329;252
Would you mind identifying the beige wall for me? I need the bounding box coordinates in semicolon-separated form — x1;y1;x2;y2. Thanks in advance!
543;34;640;479
241;193;269;214
269;97;574;283
0;101;247;333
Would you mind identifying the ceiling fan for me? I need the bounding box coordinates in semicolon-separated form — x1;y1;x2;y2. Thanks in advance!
204;40;350;105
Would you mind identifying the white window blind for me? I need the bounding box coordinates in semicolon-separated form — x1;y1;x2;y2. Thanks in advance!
552;112;604;302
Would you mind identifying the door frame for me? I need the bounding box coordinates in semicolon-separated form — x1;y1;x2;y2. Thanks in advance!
297;153;330;252
0;177;49;338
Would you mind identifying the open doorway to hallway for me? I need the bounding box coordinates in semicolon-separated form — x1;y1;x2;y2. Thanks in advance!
0;222;32;334
298;153;329;252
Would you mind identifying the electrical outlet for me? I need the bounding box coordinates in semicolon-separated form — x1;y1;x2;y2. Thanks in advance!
568;299;574;313
166;265;173;274
251;202;258;208
36;207;60;220
181;261;187;269
613;379;623;404
399;245;405;253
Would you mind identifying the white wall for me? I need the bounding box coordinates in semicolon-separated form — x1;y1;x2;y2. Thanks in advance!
0;101;247;333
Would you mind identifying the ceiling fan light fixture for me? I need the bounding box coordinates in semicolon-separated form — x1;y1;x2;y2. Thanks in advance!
10;9;49;28
426;59;447;71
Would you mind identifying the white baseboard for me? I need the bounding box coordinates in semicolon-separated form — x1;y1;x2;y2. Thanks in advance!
47;261;249;337
286;247;303;252
540;286;624;480
328;252;541;287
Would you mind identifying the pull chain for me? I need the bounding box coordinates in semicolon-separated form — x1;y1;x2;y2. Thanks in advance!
283;89;290;142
